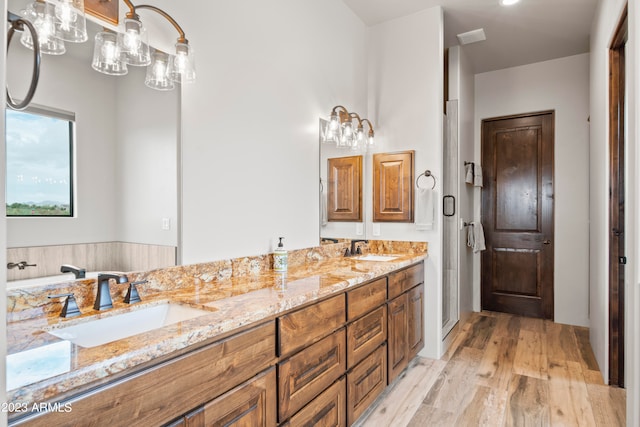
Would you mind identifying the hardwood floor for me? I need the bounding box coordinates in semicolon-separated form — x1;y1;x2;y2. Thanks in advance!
358;312;626;426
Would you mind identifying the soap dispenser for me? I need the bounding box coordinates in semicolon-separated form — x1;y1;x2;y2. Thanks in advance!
274;237;288;273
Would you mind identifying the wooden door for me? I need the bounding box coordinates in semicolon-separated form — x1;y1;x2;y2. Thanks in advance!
481;112;554;319
373;151;414;222
327;156;362;222
609;7;627;387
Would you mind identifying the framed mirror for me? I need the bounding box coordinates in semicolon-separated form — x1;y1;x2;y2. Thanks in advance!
319;118;366;243
5;4;179;287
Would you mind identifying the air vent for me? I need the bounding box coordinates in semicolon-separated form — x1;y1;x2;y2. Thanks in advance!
456;28;486;45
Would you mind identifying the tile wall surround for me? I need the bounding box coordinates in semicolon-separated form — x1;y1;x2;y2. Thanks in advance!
6;242;177;281
7;240;427;323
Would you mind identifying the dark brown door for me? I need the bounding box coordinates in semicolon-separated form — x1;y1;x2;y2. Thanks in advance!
609;7;627;387
481;112;554;319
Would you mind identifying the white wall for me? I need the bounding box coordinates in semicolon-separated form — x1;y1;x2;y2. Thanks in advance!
6;42;119;247
115;66;178;247
367;7;444;358
448;46;475;326
589;0;628;385
475;54;591;328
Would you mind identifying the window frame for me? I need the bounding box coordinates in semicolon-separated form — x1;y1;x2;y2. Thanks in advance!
5;105;76;218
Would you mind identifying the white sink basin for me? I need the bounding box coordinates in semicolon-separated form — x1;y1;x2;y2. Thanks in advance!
354;254;400;262
46;303;212;348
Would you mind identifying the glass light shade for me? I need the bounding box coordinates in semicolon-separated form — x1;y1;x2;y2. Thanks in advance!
329;111;340;131
53;0;87;43
92;31;128;76
342;121;353;138
356;126;365;142
368;131;375;146
321;119;339;144
118;18;151;66
145;51;174;91
20;1;66;55
168;42;196;83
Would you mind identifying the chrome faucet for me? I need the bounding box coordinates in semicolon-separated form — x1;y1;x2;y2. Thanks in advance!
60;264;86;279
94;273;129;311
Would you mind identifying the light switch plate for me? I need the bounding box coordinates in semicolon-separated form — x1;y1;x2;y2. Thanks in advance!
373;223;381;236
356;223;364;235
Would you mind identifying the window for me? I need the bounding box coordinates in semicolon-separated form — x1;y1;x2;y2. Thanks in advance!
5;106;75;217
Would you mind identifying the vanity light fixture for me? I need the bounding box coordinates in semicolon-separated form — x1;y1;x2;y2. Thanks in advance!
323;105;375;151
115;0;196;85
16;0;195;91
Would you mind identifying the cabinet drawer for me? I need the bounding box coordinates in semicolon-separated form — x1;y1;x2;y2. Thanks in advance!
347;305;387;369
347;277;387;321
287;377;346;427
18;321;276;427
278;294;346;357
202;368;277;427
278;328;346;422
347;344;387;426
388;262;424;299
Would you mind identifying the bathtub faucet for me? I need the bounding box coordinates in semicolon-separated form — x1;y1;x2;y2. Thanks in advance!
7;261;36;270
60;264;87;279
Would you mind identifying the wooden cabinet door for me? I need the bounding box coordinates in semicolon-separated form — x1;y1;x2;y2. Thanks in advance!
373;151;414;222
327;155;363;222
347;344;387;426
387;293;408;383
407;284;424;360
202;368;277;427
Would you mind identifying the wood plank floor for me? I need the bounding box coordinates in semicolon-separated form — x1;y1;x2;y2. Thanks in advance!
358;312;626;427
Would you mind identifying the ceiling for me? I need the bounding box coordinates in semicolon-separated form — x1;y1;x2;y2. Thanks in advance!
342;0;599;74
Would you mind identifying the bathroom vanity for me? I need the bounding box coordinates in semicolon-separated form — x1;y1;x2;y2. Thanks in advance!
7;244;426;427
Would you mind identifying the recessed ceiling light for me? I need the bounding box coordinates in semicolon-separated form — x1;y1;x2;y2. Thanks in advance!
500;0;521;5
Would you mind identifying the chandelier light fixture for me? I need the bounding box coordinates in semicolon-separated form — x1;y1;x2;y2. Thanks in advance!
16;0;195;91
323;105;375;151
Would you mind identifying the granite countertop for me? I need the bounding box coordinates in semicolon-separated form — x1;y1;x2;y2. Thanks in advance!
6;251;427;412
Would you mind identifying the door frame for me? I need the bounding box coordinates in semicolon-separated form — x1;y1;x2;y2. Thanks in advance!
480;110;555;319
608;5;627;388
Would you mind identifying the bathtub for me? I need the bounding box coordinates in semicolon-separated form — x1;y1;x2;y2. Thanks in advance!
7;272;101;290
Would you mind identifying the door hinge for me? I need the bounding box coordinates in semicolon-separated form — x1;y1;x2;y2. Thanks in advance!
619;256;627;265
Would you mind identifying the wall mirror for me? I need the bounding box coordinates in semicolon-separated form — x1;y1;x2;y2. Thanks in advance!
319;118;367;243
5;1;179;287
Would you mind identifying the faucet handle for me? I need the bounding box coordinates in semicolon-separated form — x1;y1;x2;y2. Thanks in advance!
48;293;81;318
124;280;147;304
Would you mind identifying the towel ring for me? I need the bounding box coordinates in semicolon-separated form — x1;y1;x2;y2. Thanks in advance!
320;178;324;193
6;12;41;110
416;170;436;190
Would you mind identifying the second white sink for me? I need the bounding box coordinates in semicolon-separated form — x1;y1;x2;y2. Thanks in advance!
46;303;212;348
